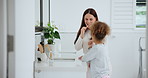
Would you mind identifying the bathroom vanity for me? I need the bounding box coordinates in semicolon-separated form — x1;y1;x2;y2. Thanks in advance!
34;52;87;78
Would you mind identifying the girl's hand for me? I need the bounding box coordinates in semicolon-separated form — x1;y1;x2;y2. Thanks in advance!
87;62;90;68
78;56;83;60
80;27;87;39
88;40;94;49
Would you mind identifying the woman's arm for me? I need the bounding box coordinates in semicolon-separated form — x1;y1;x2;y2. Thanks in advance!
75;27;87;51
75;37;83;51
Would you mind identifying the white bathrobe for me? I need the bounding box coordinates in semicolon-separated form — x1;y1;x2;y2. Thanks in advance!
75;30;91;54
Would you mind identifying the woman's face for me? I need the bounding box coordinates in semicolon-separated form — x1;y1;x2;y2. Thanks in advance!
84;13;96;29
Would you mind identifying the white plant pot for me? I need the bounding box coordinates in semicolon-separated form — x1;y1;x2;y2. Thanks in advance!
41;53;48;62
44;39;61;53
54;39;61;52
48;44;55;52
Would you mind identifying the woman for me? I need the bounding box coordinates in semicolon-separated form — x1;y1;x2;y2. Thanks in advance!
74;8;99;78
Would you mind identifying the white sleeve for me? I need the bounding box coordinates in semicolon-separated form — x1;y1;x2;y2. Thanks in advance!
81;47;96;62
75;37;83;51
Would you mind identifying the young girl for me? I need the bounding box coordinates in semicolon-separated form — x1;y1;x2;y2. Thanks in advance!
79;21;111;78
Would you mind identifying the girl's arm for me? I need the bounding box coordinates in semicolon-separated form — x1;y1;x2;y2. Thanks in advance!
75;36;83;51
81;47;96;62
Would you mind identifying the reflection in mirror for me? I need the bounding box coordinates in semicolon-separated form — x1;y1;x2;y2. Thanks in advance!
35;0;50;26
35;0;146;78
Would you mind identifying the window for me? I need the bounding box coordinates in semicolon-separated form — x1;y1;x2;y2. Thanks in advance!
136;0;146;28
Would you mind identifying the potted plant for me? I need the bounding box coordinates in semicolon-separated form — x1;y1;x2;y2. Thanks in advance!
43;22;60;52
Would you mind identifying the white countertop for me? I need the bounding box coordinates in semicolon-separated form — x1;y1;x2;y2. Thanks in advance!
35;60;87;72
35;51;87;73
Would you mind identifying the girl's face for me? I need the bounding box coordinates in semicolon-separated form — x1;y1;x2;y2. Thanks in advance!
84;13;96;29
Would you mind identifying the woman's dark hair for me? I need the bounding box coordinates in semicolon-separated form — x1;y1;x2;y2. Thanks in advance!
74;8;99;44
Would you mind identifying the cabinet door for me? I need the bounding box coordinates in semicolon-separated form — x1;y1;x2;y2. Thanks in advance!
111;0;136;28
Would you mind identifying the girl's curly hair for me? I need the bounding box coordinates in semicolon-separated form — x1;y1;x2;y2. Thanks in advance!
90;21;110;41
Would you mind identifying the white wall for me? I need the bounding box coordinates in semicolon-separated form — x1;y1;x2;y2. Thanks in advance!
7;0;35;78
15;0;35;78
0;0;7;78
107;31;145;78
50;0;111;32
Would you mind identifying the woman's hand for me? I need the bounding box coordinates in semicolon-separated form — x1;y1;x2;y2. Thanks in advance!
88;40;94;49
80;27;88;39
78;56;83;60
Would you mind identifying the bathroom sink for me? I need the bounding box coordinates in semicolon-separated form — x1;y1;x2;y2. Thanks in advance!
52;61;79;67
35;52;85;68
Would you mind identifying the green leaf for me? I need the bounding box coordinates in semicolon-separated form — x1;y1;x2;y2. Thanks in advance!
54;31;60;39
49;27;54;32
55;27;58;29
47;23;51;27
43;22;61;44
43;27;49;33
47;39;54;44
49;34;54;39
44;33;50;38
